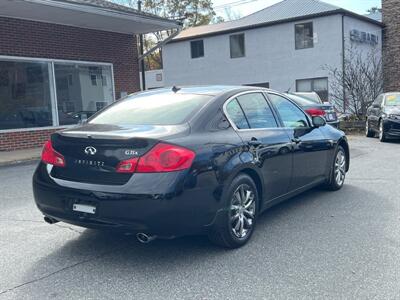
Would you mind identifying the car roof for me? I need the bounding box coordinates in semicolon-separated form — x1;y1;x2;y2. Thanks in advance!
136;85;272;97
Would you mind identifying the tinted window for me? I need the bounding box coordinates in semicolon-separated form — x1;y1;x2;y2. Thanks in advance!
225;99;249;129
191;40;204;58
373;95;383;106
295;22;314;49
236;93;278;129
90;92;212;126
268;94;309;128
230;34;245;58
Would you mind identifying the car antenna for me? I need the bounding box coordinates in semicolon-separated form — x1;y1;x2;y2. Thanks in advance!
172;86;181;93
286;87;291;93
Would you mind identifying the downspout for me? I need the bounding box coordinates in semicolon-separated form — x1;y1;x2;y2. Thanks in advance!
137;26;182;90
341;14;346;113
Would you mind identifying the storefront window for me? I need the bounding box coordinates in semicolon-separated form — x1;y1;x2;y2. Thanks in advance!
0;60;52;130
54;64;114;125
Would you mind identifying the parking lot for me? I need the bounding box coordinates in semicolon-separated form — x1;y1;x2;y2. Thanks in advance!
0;135;399;299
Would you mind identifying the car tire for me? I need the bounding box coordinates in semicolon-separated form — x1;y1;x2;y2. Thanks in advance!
365;120;374;138
208;174;258;249
378;120;387;142
324;146;347;191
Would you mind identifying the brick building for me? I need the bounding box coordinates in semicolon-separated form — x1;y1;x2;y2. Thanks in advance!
0;0;178;151
382;0;400;92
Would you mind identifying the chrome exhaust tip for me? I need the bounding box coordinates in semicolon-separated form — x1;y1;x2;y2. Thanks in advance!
136;233;157;244
44;216;59;224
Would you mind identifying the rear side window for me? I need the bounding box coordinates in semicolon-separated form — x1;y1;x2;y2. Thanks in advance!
268;93;309;128
226;99;249;129
236;93;278;129
89;92;212;126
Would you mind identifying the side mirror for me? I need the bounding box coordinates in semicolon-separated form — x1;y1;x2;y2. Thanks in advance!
372;103;380;108
312;116;326;128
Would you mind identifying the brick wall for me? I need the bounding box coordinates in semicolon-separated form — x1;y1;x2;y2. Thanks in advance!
0;16;140;151
0;129;61;151
382;0;400;92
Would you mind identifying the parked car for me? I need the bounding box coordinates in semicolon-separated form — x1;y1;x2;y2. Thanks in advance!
291;92;324;104
33;86;350;248
366;92;400;142
285;93;339;127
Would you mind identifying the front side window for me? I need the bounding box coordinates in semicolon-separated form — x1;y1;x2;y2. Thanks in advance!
230;34;245;58
296;77;328;102
0;60;52;130
295;22;314;49
236;93;278;129
90;92;212;126
54;64;114;125
191;40;204;58
268;94;309;128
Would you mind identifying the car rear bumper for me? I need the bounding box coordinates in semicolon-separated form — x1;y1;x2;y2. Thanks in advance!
33;164;221;237
328;120;340;128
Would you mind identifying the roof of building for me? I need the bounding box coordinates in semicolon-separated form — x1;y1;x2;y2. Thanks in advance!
0;0;180;34
365;11;382;22
171;0;383;42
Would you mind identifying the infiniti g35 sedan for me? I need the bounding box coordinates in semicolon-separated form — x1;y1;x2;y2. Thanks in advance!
33;86;350;248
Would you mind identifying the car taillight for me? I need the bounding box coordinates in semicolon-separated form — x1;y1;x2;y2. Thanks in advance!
41;140;66;167
116;143;195;173
305;108;326;117
115;157;139;173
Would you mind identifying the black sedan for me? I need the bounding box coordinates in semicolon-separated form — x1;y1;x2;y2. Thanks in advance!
33;86;349;248
366;92;400;142
286;93;339;127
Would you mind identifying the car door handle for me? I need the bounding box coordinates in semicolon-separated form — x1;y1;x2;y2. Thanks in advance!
248;139;262;147
291;138;301;144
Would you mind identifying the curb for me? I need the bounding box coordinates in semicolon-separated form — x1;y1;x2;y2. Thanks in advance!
0;158;40;168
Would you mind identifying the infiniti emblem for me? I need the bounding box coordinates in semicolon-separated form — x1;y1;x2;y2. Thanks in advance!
84;146;97;156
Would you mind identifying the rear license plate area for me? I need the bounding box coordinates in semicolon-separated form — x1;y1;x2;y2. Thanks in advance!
73;203;96;214
326;113;335;121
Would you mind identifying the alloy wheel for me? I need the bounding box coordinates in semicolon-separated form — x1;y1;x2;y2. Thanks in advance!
334;149;346;186
230;184;256;239
379;121;384;140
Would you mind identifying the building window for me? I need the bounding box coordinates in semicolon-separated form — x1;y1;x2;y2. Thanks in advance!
90;74;97;86
244;82;269;88
230;33;245;58
296;77;329;102
295;22;314;49
190;40;204;58
54;63;114;125
0;60;52;130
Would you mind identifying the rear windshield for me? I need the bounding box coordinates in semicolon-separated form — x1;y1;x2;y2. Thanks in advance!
293;93;321;104
89;92;212;126
285;94;315;106
385;94;400;106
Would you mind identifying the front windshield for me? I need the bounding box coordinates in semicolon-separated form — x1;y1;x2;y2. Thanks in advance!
385;94;400;106
89;92;212;126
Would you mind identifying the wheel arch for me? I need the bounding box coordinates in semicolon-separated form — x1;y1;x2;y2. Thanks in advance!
223;167;264;214
338;138;350;172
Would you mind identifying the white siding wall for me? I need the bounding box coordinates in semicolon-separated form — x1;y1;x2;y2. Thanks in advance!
163;15;382;96
163;15;344;93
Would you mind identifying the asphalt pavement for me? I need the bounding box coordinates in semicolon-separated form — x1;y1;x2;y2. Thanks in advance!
0;135;399;299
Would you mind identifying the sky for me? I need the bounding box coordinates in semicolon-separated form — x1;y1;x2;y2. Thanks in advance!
212;0;382;19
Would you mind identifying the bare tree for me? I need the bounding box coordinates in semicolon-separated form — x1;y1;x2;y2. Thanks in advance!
111;0;220;70
324;44;382;118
